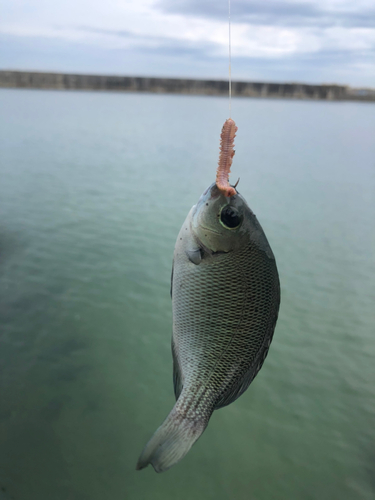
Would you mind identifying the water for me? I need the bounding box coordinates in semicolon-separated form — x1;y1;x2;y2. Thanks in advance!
0;88;374;500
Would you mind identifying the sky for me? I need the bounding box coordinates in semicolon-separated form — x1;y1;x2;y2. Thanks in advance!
1;0;374;87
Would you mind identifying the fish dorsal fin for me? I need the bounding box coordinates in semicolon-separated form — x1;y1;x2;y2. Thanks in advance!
170;260;174;298
172;339;183;400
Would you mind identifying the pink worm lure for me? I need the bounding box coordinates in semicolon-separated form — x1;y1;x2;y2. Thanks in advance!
216;118;238;197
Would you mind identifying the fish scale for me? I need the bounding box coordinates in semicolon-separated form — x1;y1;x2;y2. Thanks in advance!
173;242;278;404
137;183;280;473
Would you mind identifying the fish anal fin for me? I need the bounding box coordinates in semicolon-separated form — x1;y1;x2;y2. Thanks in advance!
214;367;255;409
214;346;271;409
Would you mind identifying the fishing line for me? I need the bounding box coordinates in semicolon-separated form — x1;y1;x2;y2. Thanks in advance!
228;0;232;118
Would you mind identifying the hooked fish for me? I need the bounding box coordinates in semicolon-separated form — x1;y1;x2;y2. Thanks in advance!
137;118;280;473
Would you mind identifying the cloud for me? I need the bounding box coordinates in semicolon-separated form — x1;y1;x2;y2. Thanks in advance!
156;0;375;28
0;0;374;86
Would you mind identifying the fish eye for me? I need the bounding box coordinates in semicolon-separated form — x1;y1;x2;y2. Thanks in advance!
220;206;242;229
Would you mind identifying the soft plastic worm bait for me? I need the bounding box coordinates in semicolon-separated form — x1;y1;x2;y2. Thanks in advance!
216;118;238;197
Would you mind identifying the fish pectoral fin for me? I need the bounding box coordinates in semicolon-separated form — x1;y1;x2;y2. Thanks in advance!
186;247;202;265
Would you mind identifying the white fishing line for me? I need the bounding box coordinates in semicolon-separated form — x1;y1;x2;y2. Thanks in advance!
228;0;232;118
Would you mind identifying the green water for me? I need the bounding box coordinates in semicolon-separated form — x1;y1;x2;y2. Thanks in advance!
0;88;374;500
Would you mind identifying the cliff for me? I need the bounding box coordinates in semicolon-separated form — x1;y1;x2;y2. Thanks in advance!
0;70;374;101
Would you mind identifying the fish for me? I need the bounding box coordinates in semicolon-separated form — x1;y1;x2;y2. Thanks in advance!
136;118;280;473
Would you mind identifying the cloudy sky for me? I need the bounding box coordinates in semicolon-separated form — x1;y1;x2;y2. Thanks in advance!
1;0;374;86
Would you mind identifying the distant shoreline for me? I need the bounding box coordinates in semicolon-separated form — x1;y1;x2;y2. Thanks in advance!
1;70;374;102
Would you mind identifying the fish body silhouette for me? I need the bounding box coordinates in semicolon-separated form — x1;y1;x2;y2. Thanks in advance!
137;181;280;472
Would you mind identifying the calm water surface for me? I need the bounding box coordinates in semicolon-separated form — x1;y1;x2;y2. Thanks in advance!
0;89;374;500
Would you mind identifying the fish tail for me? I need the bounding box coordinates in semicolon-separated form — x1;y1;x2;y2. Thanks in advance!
136;406;207;473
